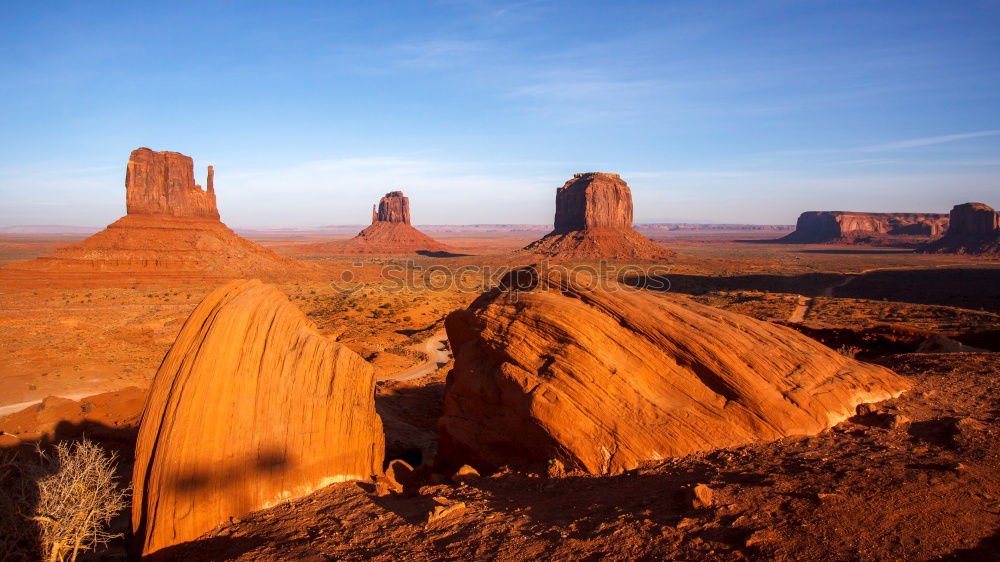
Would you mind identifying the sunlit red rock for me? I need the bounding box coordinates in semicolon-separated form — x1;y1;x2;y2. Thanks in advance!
2;148;300;280
522;173;673;260
919;202;1000;255
375;191;412;224
780;211;949;243
132;280;383;556
298;190;451;255
125;148;219;219
437;266;910;475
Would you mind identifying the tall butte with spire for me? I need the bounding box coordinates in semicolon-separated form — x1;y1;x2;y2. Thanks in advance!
2;148;301;284
301;190;451;254
521;172;673;260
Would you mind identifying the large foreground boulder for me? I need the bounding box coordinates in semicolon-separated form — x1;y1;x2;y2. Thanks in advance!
438;267;910;475
132;280;383;556
522;173;673;260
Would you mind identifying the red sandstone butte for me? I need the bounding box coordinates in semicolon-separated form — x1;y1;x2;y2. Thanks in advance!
125;148;220;219
374;191;412;224
298;191;451;255
1;148;300;281
522;173;673;260
919;202;1000;256
779;211;949;244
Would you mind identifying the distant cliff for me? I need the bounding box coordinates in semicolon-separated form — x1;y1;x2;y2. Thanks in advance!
918;202;1000;256
778;211;949;243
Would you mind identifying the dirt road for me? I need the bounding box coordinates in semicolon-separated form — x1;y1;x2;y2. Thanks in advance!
388;329;451;382
787;268;883;323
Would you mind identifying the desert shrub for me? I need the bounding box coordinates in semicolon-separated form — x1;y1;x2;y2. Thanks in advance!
0;439;129;562
836;345;861;359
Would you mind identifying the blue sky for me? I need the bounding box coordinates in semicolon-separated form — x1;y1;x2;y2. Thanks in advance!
1;1;998;227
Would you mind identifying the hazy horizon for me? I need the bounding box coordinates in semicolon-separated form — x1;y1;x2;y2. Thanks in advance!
2;1;998;228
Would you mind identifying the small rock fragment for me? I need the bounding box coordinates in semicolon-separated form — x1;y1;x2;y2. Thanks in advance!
373;473;403;497
426;497;466;523
451;464;480;482
676;517;699;529
856;403;877;416
688;483;714;509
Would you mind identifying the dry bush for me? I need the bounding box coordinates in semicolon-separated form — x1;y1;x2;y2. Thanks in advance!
1;446;37;560
837;345;861;359
0;439;129;562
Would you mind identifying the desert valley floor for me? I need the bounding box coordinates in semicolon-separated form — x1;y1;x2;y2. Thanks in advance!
1;230;998;560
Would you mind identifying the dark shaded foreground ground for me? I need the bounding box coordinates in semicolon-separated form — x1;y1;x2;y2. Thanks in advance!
159;353;999;561
635;267;1000;313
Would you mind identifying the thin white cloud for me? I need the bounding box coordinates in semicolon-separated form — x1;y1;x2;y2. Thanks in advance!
862;130;1000;152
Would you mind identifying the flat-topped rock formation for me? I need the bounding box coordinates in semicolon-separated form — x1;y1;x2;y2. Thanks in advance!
132;280;384;556
438;267;910;475
778;211;949;244
297;191;452;255
522;173;673;260
918;202;1000;256
373;190;411;224
3;148;300;281
125;148;219;219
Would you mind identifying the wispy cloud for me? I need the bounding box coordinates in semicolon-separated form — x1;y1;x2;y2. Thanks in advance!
862;130;1000;152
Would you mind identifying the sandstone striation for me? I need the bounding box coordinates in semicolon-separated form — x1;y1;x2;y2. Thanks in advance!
918;202;1000;255
779;211;949;244
522;173;673;260
437;266;910;475
297;191;452;255
132;280;384;556
3;148;300;281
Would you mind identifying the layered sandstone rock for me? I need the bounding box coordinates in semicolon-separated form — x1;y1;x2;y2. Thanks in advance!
950;202;1000;234
125;148;219;219
375;191;412;224
919;202;1000;255
297;191;451;255
4;148;300;281
132;280;383;556
522;173;672;260
779;211;949;244
438;267;910;475
553;173;633;231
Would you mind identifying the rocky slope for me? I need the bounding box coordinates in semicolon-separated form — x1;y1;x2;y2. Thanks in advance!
918;202;1000;256
132;280;384;556
522;173;673;260
438;267;910;475
778;211;948;244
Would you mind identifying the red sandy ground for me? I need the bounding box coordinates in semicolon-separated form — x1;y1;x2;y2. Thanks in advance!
1;230;999;560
